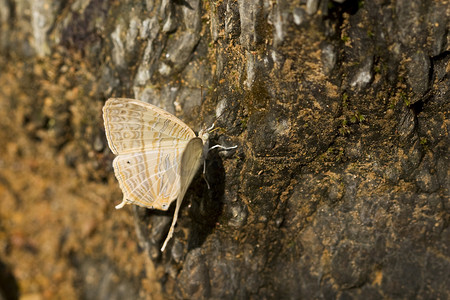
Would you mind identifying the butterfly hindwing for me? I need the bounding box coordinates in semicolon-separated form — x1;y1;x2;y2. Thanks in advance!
112;147;185;210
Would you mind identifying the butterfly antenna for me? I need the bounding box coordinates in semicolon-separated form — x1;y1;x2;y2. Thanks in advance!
206;123;215;132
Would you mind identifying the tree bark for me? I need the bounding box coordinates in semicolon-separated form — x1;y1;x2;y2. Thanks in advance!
0;0;448;299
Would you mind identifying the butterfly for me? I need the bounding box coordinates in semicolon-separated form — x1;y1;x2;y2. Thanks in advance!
102;98;235;251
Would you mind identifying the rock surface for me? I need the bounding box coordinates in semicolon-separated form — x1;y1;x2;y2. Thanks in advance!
0;0;448;299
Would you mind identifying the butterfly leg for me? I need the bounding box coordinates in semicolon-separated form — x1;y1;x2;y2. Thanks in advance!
161;225;175;252
203;162;211;190
161;182;189;251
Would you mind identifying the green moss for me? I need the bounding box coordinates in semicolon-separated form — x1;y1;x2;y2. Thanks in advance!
325;146;345;162
374;65;381;74
400;92;410;106
353;111;365;123
339;119;350;135
358;113;365;122
388;98;396;109
240;116;249;130
342;92;349;108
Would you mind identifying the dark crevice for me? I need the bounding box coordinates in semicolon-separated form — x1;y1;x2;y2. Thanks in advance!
0;260;19;300
410;100;425;116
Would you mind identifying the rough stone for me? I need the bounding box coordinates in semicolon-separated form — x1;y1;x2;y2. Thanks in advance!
406;50;431;99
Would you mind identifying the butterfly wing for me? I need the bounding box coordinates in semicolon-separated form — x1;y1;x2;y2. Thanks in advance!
111;148;183;210
161;137;204;251
103;98;196;210
103;98;195;155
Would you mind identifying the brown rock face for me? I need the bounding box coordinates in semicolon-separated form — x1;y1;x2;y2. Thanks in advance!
0;0;448;299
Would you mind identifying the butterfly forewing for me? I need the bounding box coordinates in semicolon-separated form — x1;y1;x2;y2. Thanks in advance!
103;98;196;155
103;98;197;210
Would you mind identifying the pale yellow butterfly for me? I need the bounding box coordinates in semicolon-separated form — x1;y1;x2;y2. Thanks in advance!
103;98;212;251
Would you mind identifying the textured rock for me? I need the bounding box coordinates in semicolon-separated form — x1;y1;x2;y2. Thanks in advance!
0;0;448;299
406;50;431;100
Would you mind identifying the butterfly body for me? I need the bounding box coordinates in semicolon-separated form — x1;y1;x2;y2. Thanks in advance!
103;98;208;251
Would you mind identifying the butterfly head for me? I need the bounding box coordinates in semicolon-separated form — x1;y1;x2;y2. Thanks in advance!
198;128;210;144
198;123;215;144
